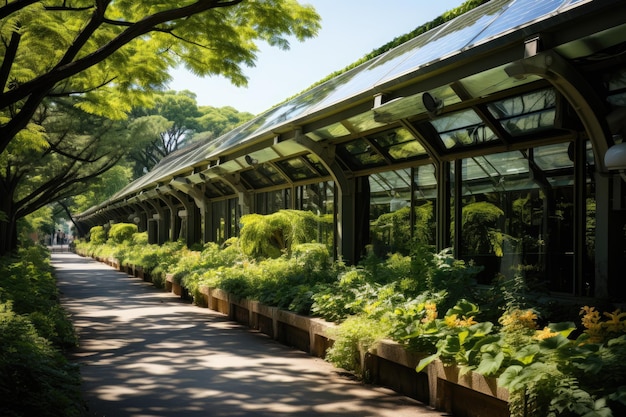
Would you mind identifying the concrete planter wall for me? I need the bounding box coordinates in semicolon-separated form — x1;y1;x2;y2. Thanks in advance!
91;256;510;417
171;274;510;416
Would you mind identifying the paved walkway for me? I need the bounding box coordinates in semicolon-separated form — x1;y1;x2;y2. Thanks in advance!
54;252;449;417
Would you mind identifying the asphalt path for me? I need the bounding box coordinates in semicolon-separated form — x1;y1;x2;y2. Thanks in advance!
54;252;449;417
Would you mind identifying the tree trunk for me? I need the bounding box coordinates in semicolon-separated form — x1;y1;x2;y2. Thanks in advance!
0;179;18;256
0;214;18;256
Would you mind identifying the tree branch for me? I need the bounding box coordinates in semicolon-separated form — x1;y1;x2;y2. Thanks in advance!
0;0;38;20
0;30;21;92
0;0;243;155
48;76;118;97
15;153;122;219
0;0;243;107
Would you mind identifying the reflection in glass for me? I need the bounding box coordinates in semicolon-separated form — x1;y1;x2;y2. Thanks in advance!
488;89;556;136
339;138;386;168
256;190;288;215
296;182;335;251
369;167;436;256
276;157;319;181
456;143;587;295
432;109;497;149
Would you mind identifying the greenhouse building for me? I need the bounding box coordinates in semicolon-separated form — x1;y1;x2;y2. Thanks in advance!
76;0;626;304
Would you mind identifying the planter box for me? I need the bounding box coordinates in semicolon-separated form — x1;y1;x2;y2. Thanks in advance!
165;273;174;292
426;360;509;417
89;255;510;416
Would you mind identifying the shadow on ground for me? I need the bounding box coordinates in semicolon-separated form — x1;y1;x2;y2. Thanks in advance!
54;253;448;417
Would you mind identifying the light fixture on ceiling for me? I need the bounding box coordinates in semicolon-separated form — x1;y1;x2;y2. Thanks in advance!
422;92;443;117
244;154;258;166
605;140;626;171
605;135;626;183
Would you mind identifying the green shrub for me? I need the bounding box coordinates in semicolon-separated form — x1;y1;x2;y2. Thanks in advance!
108;223;138;244
0;303;83;417
0;247;82;416
239;210;324;259
89;225;106;244
325;315;388;378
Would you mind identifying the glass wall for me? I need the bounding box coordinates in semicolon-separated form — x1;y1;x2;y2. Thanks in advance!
454;142;595;295
369;166;437;256
256;189;290;214
211;197;239;244
295;181;335;250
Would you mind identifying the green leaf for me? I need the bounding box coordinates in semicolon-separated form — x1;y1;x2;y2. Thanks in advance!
512;344;539;365
498;365;523;389
548;321;577;338
446;299;479;317
470;321;493;337
540;334;571;350
475;351;504;376
416;353;440;373
609;385;626;405
458;330;469;345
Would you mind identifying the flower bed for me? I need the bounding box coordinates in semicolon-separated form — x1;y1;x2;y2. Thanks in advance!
74;215;626;417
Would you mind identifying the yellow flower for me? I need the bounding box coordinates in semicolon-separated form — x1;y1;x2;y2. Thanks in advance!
445;314;459;327
422;302;438;323
580;306;601;329
534;326;559;340
602;309;626;334
517;309;538;329
499;309;538;331
580;306;606;343
458;316;477;327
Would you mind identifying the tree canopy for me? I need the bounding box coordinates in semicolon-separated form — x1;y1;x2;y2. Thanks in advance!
0;0;321;254
0;0;320;154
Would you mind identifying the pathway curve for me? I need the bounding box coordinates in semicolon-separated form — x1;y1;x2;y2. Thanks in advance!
54;252;449;417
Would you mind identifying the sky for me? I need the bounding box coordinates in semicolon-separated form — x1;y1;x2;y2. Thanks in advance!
168;0;463;115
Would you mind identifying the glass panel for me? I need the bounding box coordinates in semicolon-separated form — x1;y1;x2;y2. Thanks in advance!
295;182;335;250
413;165;437;246
276;157;319;181
372;85;461;123
457;144;578;294
371;127;426;161
257;164;288;185
488;89;556;136
256;190;287;214
460;65;543;98
345;110;389;133
212;198;238;244
431;109;498;149
240;169;274;189
468;0;564;46
533;142;573;171
607;67;626;91
369;167;436;256
306;121;351;141
378;0;507;83
212;180;234;196
304;154;330;176
338;138;386;168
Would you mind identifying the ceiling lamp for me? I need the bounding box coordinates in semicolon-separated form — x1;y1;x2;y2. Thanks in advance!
422;92;443;116
605;138;626;171
244;154;258;166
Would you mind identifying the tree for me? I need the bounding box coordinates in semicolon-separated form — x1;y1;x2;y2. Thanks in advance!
0;1;321;254
0;98;129;254
195;104;254;140
127;90;202;176
126;114;175;176
124;91;255;177
0;1;320;154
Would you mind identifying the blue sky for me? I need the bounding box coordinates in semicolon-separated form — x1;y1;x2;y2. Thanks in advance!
168;0;463;115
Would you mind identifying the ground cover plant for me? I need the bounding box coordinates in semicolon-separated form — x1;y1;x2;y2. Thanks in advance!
0;245;83;417
75;211;626;417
